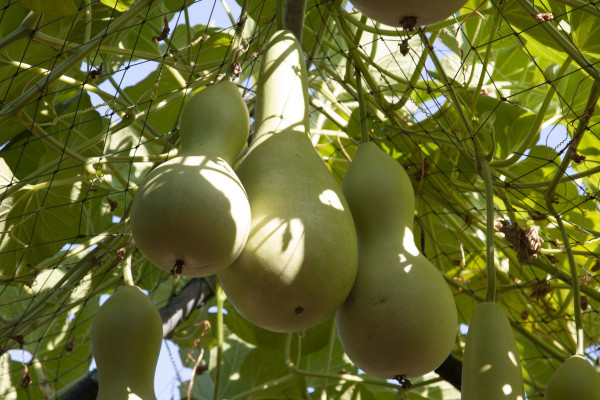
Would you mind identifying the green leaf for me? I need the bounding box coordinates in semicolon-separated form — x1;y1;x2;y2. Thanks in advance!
99;0;134;13
18;0;77;15
180;335;253;400
223;300;332;355
239;347;287;385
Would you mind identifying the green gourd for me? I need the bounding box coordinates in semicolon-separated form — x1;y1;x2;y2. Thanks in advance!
130;81;251;277
92;286;162;400
462;302;525;400
217;30;358;333
335;142;457;378
350;0;467;29
544;355;600;399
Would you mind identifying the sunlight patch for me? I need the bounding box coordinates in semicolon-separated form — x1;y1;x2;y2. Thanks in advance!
403;227;419;256
508;351;518;366
319;189;344;210
479;363;492;373
502;384;512;395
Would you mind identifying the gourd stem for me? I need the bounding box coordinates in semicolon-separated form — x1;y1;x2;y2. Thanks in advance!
284;332;295;369
480;157;497;303
276;0;286;30
122;248;134;286
285;0;308;42
213;282;226;400
225;0;250;81
355;70;369;144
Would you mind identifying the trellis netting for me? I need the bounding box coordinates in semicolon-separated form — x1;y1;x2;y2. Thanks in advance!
1;0;599;399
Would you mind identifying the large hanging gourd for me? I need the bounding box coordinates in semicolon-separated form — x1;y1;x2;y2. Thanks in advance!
335;142;457;378
130;81;251;277
461;301;525;400
544;355;600;399
350;0;467;29
92;286;163;400
218;30;358;333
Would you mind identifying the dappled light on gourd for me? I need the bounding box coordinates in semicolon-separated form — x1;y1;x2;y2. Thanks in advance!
92;286;162;400
130;81;251;277
218;30;358;333
462;302;525;400
335;142;457;378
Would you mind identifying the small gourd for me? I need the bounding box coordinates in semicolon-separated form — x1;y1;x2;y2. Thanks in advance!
335;142;458;378
218;30;358;333
92;286;163;400
130;81;251;277
351;0;467;29
544;355;600;399
461;302;525;400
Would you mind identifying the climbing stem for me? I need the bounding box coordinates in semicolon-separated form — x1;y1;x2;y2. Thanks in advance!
514;0;600;84
480;156;497;302
225;0;249;81
552;0;600;17
0;0;156;124
418;28;472;140
213;282;227;400
0;11;40;51
392;32;439;112
220;0;237;26
356;70;369;143
320;319;337;399
227;374;297;400
472;10;502;113
540;81;599;355
549;207;584;355
16;112;88;164
545;81;599;201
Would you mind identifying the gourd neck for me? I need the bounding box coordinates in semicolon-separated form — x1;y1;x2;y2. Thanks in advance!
178;81;249;164
253;30;310;144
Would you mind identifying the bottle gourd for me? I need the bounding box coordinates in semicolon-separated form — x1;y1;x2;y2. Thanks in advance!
218;30;358;333
544;355;600;399
335;142;457;378
130;81;251;277
92;286;163;400
461;302;525;400
350;0;467;29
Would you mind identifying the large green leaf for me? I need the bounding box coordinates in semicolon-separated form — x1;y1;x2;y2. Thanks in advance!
18;0;77;15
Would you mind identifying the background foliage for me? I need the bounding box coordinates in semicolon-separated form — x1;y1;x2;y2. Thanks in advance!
1;0;599;398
